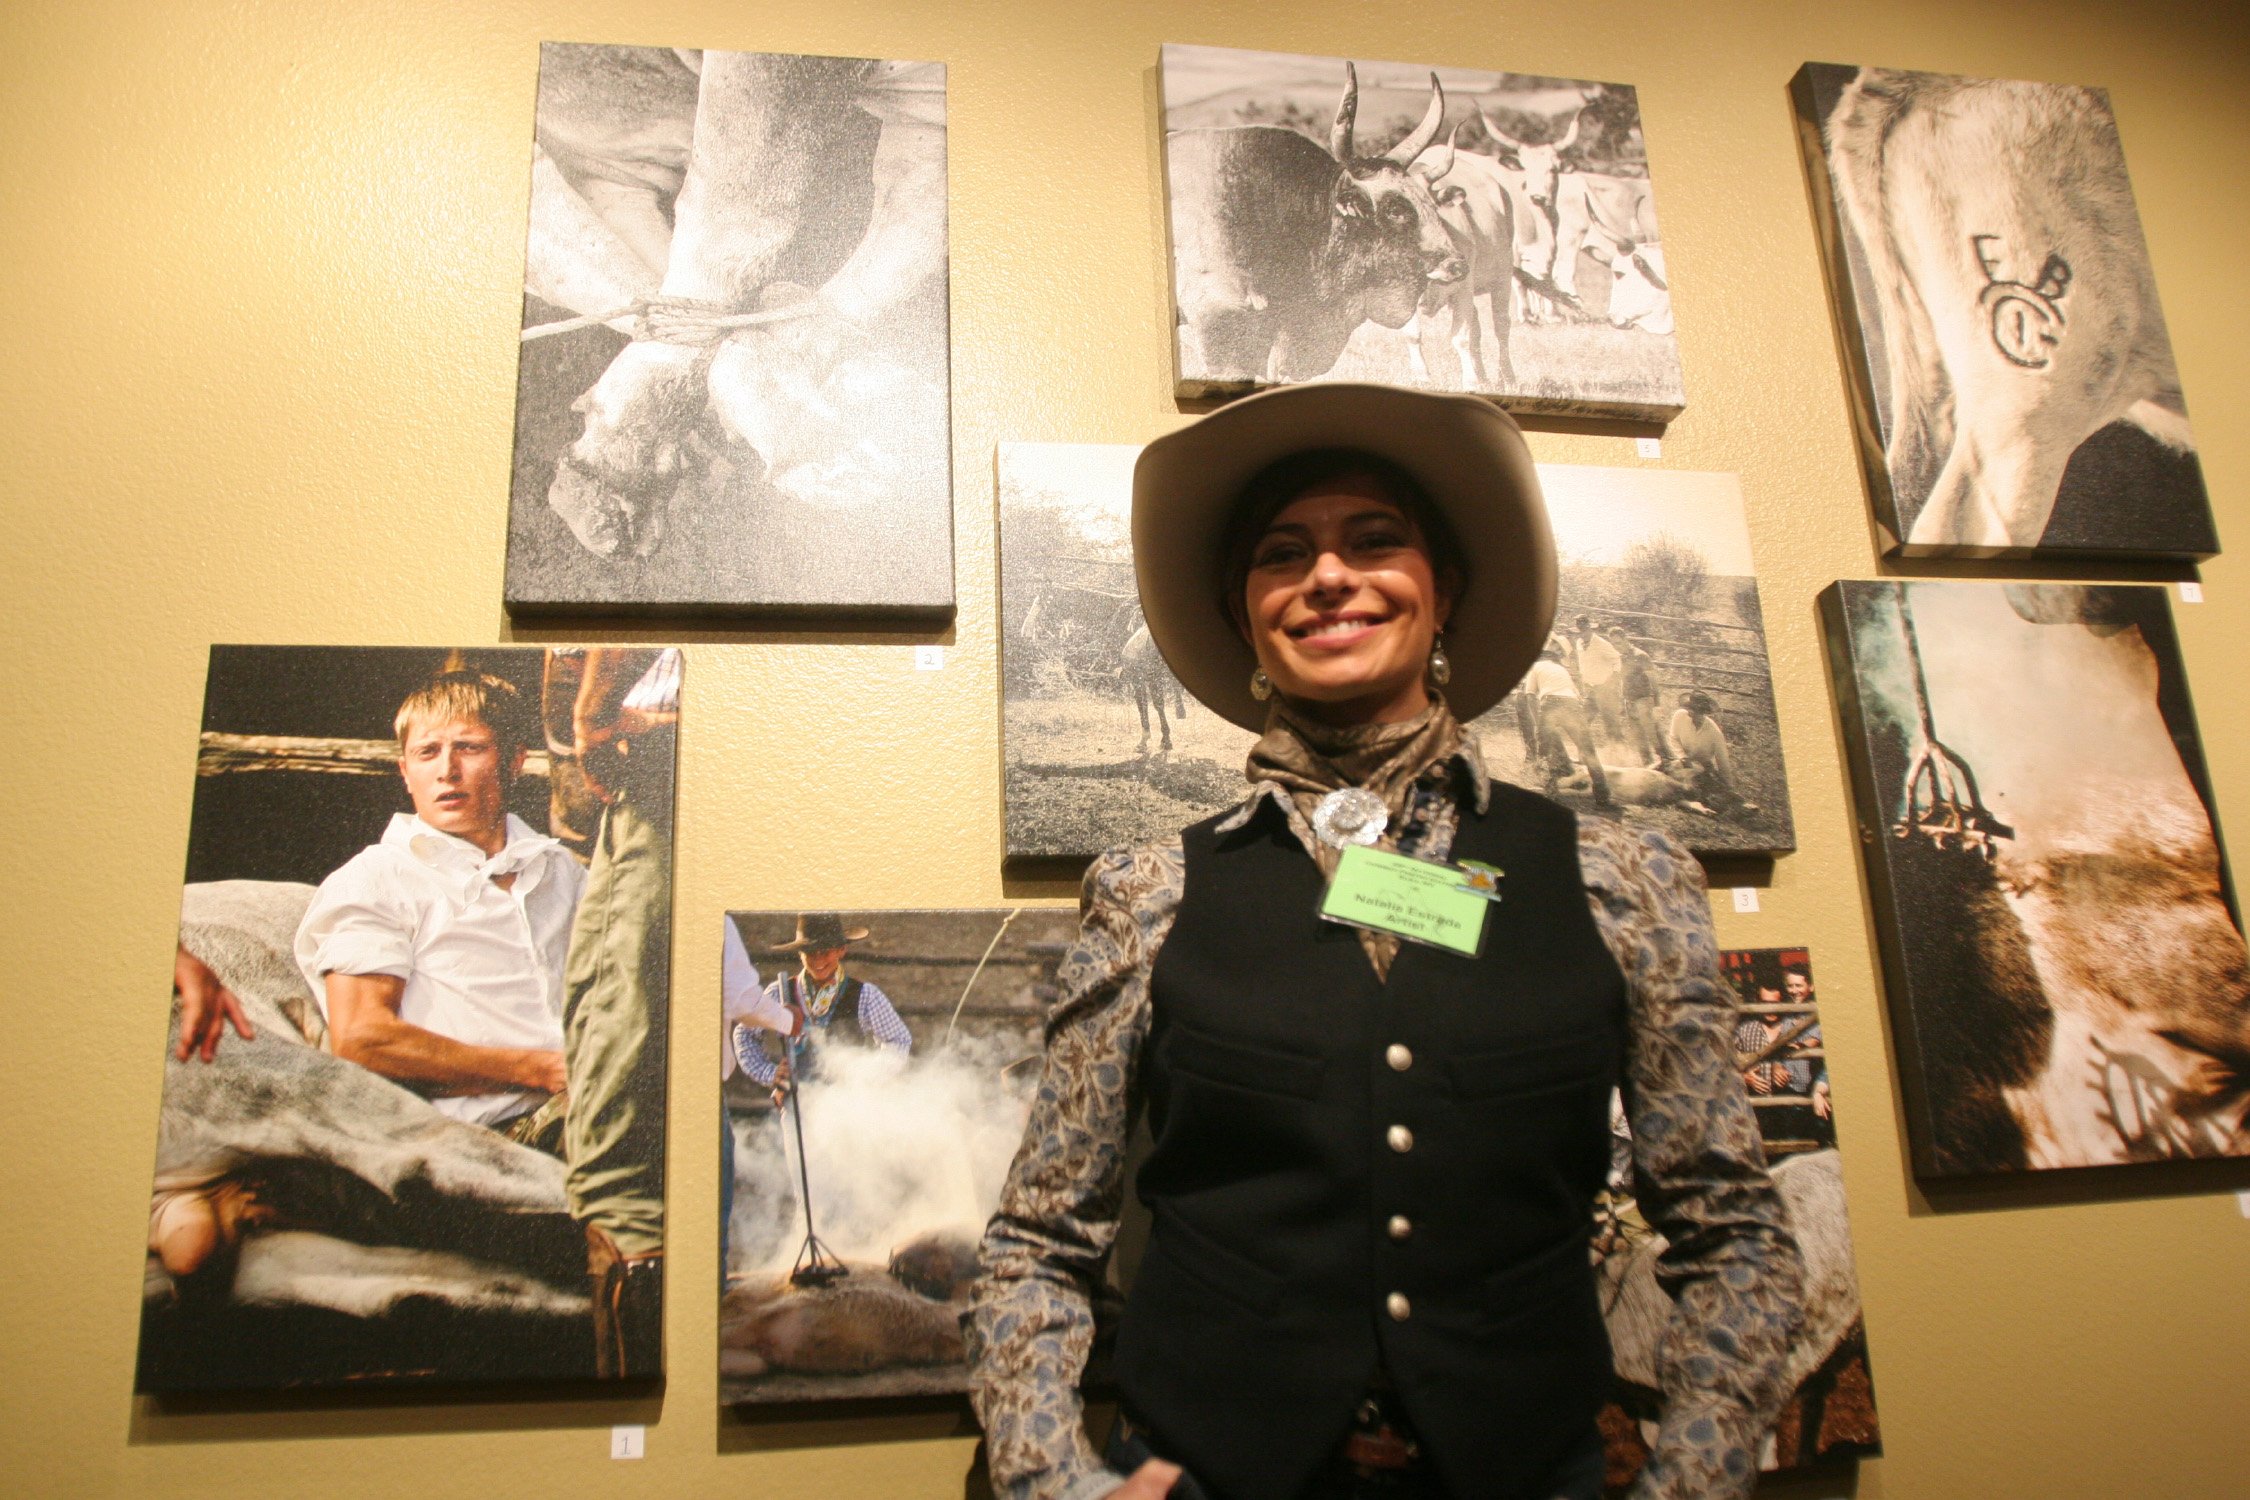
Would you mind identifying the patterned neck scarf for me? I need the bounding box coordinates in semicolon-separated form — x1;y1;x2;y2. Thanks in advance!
1247;696;1463;880
1246;697;1467;983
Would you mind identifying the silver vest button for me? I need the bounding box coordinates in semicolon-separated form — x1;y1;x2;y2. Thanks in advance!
1387;1215;1412;1240
1386;1291;1412;1321
1387;1124;1414;1153
1386;1043;1413;1072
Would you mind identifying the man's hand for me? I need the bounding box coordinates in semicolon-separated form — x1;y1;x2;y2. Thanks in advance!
174;945;254;1063
1813;1079;1833;1120
1112;1458;1182;1499
521;1049;569;1095
769;1056;793;1109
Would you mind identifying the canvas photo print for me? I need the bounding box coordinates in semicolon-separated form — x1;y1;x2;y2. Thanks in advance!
719;908;1070;1403
999;446;1791;860
1792;63;2217;561
1161;42;1682;419
1597;948;1881;1484
1822;582;2249;1176
507;43;954;615
142;645;679;1392
1466;465;1793;854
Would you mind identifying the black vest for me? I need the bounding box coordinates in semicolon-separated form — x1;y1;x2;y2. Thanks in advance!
1116;785;1627;1500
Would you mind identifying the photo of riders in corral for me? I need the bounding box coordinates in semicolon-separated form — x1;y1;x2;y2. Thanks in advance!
1001;447;1793;860
144;646;679;1392
1161;43;1683;419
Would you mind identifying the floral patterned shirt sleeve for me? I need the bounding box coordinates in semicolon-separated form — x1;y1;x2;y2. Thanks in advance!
964;839;1184;1500
1577;817;1806;1500
964;757;1804;1500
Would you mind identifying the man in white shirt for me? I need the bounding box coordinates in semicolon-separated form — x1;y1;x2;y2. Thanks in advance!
1526;640;1614;810
1570;613;1625;746
295;671;585;1138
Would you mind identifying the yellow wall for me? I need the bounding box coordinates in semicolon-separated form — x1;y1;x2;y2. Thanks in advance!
5;0;2248;1495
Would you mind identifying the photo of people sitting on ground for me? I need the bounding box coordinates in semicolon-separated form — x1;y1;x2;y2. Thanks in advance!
1469;465;1796;853
142;645;679;1392
719;907;1068;1404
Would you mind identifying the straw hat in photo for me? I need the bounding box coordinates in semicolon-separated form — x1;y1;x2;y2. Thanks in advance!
1131;383;1557;732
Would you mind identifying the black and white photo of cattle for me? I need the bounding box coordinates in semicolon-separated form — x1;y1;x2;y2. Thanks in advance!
1793;64;2217;561
1599;948;1882;1481
998;446;1788;860
141;646;678;1392
720;908;1065;1403
1822;582;2250;1177
506;44;953;615
1160;43;1684;420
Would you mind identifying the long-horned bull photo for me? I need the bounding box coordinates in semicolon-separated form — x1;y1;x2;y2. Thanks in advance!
1168;62;1467;388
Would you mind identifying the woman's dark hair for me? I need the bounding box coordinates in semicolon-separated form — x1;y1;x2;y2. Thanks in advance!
1217;447;1468;628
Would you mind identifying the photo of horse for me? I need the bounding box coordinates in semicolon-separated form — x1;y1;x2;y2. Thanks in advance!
1161;43;1683;420
719;908;1069;1403
999;446;1792;860
1822;582;2249;1175
506;43;954;615
142;646;680;1392
1793;63;2217;561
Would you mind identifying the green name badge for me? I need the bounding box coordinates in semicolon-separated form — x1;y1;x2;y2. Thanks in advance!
1319;845;1490;958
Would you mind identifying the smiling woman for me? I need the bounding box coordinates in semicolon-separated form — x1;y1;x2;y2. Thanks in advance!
965;383;1809;1500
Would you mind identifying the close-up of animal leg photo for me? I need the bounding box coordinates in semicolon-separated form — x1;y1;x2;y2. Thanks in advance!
506;43;955;616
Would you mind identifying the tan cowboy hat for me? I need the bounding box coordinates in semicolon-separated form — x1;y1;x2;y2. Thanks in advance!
1132;383;1556;732
770;913;871;953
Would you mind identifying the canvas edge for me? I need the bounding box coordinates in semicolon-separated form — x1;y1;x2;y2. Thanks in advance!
1814;583;1947;1179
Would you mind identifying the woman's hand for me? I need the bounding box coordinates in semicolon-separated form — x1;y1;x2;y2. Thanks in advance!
1111;1458;1183;1499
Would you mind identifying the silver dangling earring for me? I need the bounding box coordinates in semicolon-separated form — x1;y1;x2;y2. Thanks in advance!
1249;666;1275;701
1428;636;1452;687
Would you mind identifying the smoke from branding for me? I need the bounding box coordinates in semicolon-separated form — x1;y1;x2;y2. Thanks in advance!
727;1029;1039;1279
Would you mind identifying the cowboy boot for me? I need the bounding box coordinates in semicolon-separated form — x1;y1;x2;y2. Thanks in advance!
587;1224;664;1379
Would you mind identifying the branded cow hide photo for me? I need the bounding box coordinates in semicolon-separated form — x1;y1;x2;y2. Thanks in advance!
1792;64;2219;562
1596;948;1882;1484
1159;43;1684;420
719;908;1068;1403
998;445;1792;860
505;43;954;616
1822;583;2250;1177
141;646;679;1392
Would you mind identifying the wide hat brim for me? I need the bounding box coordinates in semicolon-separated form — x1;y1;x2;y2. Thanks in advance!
771;924;872;953
1131;383;1556;732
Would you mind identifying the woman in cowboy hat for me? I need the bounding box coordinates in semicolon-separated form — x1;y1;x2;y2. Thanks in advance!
966;384;1804;1500
731;912;911;1106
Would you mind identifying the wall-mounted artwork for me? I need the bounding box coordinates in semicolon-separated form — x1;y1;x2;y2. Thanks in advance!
1599;948;1881;1483
999;446;1791;859
1468;465;1794;854
507;43;954;617
1821;582;2249;1175
719;908;1069;1403
143;646;680;1392
1792;64;2217;561
1161;43;1683;420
